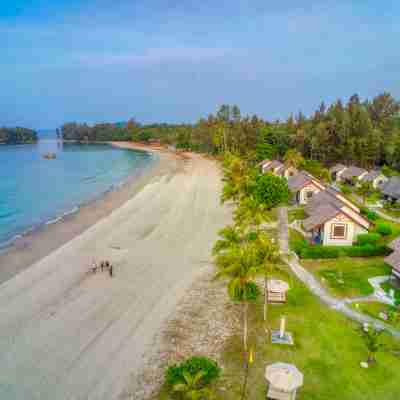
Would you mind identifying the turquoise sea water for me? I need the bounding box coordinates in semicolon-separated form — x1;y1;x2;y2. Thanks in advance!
0;133;155;248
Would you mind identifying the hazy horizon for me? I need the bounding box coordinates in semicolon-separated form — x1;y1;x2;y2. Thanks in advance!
2;1;400;129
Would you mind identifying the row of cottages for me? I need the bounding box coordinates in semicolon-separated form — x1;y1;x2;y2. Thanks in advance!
260;160;298;179
384;238;400;282
330;164;388;189
261;160;371;246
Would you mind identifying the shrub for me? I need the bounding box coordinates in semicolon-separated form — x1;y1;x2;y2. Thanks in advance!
291;239;308;255
165;357;221;388
355;233;381;246
340;244;390;257
360;207;379;221
299;243;390;259
300;245;340;259
376;222;393;236
341;185;351;195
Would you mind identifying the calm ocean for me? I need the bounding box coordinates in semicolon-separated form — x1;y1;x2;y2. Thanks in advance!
0;131;155;248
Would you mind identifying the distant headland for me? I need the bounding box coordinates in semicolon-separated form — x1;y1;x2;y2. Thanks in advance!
0;127;38;145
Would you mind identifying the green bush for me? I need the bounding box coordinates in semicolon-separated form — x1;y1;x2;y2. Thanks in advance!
165;357;221;388
355;233;381;246
300;245;340;259
291;239;308;255
360;207;379;221
341;244;390;257
299;243;390;259
376;222;393;236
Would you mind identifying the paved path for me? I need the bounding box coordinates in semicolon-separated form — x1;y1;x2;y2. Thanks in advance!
277;206;400;338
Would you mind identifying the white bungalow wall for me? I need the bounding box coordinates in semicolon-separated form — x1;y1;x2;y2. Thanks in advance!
298;183;321;205
322;213;367;246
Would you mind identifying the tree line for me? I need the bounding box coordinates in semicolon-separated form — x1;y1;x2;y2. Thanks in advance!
60;92;400;170
0;127;38;144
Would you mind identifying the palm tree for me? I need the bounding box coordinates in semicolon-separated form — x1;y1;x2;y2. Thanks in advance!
214;243;262;352
172;370;215;400
283;148;304;169
255;232;282;325
221;154;252;204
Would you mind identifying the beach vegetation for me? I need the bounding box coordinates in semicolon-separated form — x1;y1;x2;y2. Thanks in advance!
0;127;38;144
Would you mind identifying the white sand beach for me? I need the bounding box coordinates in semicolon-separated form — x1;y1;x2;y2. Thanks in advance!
0;148;231;399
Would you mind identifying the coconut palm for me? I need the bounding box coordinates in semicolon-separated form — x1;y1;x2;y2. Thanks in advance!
283;148;304;169
255;232;282;325
172;370;215;400
215;242;263;352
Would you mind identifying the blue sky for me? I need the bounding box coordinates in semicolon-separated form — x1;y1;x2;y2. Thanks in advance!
1;1;399;128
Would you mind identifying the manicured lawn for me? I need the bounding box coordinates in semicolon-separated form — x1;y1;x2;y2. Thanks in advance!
154;266;400;400
218;267;400;400
302;257;391;298
288;207;306;223
351;302;400;330
382;207;400;219
381;280;400;305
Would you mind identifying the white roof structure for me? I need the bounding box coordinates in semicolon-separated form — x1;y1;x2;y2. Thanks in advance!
265;363;304;393
267;279;290;293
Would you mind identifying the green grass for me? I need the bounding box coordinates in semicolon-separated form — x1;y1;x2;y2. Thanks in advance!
302;257;391;298
153;267;400;400
381;281;400;305
288;207;306;223
382;207;400;219
217;268;400;400
289;228;307;252
351;302;400;330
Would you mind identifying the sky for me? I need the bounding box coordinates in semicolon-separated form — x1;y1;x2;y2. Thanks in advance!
1;1;400;129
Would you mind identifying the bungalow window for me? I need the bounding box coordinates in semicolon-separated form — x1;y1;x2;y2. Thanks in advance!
306;191;314;199
331;223;347;239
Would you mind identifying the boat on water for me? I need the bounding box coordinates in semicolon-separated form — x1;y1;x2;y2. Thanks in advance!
43;152;57;159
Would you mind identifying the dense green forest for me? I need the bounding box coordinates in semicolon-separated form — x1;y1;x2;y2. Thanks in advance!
0;127;38;144
61;92;400;170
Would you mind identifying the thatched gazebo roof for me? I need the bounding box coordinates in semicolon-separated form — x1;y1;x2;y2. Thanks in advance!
265;362;303;392
267;279;290;293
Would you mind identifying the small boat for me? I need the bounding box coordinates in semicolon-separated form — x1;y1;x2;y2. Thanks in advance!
43;152;57;159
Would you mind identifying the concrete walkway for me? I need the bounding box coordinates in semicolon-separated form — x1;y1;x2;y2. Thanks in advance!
277;206;400;338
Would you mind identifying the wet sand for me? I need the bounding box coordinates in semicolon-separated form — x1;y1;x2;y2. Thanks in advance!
0;144;231;399
0;142;180;285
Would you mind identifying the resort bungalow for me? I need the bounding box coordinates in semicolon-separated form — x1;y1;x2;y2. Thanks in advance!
384;237;400;282
260;160;297;179
330;164;348;182
382;176;400;203
260;160;283;174
339;166;368;186
287;171;325;205
303;188;371;246
359;170;388;189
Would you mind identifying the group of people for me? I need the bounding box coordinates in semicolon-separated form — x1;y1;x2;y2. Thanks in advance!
90;260;114;277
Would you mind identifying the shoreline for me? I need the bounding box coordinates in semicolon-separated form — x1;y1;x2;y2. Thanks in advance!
0;141;181;285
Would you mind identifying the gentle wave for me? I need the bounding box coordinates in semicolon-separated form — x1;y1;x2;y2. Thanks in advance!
0;141;154;250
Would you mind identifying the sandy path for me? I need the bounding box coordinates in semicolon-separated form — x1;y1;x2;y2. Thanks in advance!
0;154;231;400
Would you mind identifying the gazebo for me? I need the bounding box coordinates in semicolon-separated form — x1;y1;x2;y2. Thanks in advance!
267;279;290;303
265;362;303;400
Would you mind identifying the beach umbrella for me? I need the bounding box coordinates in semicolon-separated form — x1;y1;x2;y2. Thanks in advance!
265;362;303;393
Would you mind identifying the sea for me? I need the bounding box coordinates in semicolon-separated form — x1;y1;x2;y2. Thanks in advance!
0;130;155;249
